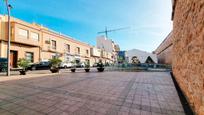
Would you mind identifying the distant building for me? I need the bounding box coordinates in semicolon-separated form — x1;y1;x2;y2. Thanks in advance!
114;44;120;52
90;47;101;65
118;51;126;63
154;32;173;65
96;36;120;63
126;49;158;64
97;36;114;52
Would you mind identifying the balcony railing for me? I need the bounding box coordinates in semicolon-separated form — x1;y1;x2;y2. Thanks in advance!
48;46;56;52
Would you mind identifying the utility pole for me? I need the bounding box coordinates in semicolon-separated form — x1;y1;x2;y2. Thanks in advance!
104;27;108;38
4;0;12;76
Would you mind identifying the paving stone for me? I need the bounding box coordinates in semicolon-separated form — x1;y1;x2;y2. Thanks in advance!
141;110;151;115
0;72;185;115
129;108;140;115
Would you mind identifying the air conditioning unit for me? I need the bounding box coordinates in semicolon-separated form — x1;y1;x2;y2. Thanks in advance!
45;40;50;44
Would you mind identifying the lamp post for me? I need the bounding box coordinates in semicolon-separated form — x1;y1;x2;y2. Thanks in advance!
4;0;12;76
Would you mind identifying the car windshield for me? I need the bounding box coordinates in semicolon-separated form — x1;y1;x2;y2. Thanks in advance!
0;58;7;62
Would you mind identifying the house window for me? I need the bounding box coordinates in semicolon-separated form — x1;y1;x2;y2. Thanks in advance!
76;47;80;54
52;54;57;59
65;44;70;53
86;50;89;55
18;28;28;38
31;32;39;41
25;52;33;63
51;40;56;49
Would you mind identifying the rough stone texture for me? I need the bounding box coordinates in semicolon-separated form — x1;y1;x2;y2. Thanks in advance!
172;0;204;114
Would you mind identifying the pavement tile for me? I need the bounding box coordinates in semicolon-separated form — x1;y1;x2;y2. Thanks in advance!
151;106;162;113
123;102;132;108
129;108;140;114
120;106;130;112
0;72;185;115
118;111;129;115
48;109;64;115
41;105;58;114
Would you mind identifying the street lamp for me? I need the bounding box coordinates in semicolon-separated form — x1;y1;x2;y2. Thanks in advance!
4;0;12;76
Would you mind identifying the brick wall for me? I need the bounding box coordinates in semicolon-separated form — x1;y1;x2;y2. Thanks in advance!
172;0;204;114
155;32;173;65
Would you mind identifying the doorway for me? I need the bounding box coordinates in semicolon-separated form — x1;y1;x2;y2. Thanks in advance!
10;50;18;68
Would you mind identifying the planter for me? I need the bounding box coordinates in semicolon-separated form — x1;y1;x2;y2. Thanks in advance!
19;70;26;75
71;68;76;72
97;68;104;72
84;68;90;72
50;68;59;73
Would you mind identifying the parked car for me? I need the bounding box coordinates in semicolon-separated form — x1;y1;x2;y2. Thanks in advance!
0;58;7;72
60;62;72;68
76;62;85;68
28;61;51;70
71;62;85;68
92;63;98;67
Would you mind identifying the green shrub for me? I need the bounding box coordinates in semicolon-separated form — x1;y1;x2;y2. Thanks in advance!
84;61;90;69
17;58;30;70
70;59;77;68
49;58;62;68
97;60;104;68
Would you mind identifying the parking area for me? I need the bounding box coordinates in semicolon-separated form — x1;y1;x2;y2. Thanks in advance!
0;72;185;115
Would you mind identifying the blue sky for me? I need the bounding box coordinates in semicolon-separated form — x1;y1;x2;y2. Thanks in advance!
0;0;173;52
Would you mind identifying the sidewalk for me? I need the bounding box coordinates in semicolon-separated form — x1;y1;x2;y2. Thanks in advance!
0;72;185;115
0;70;57;82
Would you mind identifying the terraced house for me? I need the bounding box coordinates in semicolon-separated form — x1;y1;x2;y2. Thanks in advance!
0;15;114;68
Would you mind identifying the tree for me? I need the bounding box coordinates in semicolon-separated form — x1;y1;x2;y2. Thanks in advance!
131;56;140;64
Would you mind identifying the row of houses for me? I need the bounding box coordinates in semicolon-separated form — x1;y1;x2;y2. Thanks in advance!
0;15;119;68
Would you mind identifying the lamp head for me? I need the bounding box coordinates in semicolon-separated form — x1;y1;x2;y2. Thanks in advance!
8;4;13;9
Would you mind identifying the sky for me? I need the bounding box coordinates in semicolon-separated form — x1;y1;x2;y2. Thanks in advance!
0;0;173;52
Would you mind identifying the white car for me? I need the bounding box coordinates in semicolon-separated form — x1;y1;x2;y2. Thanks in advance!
60;62;72;68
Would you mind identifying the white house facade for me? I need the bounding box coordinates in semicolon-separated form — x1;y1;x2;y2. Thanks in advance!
126;49;158;63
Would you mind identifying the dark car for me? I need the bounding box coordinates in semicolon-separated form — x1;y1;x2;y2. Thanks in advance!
28;61;51;71
70;62;85;68
0;58;7;72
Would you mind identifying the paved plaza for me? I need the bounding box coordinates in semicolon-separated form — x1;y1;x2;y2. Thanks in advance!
0;72;185;115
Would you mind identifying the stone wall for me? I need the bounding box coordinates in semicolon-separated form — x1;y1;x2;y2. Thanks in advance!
156;45;173;64
172;0;204;114
155;32;173;65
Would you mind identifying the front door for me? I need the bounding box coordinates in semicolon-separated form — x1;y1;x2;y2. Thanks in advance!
10;51;18;68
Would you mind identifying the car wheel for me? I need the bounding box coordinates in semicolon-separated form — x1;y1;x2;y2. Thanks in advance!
31;66;36;71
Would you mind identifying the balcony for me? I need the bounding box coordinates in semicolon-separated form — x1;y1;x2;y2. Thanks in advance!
47;46;57;52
